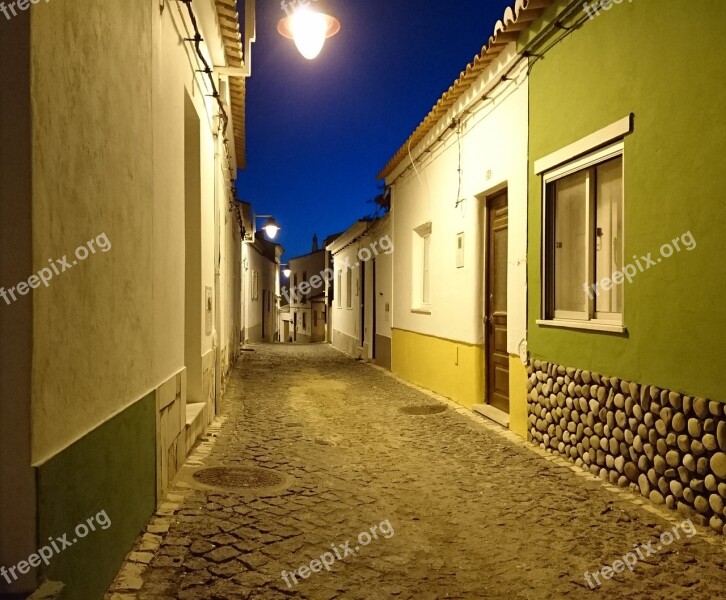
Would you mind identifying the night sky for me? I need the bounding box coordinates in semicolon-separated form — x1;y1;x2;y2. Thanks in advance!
236;0;514;260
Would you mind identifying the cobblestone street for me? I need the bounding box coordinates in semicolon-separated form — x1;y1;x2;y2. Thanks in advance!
107;344;726;599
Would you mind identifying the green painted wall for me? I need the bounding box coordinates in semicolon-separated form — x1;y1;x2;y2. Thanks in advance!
525;0;726;401
37;393;156;600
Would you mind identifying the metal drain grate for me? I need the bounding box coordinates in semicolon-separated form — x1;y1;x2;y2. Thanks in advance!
399;405;447;416
192;467;285;490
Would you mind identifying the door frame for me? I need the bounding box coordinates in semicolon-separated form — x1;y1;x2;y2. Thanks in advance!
483;186;510;415
359;260;366;347
371;258;377;360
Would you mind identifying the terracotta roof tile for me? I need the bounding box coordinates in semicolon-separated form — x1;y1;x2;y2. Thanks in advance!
215;0;247;169
377;0;553;180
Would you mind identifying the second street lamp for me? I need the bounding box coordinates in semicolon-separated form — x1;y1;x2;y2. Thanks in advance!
261;217;281;240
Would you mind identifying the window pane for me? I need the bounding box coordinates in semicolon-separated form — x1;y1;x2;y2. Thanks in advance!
422;235;431;304
595;157;623;314
492;227;508;313
553;170;588;313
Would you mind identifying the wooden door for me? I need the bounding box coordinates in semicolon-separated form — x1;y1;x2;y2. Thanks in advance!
486;191;509;413
262;290;267;342
359;261;365;347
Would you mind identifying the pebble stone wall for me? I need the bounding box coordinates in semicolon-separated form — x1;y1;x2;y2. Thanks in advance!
527;360;726;534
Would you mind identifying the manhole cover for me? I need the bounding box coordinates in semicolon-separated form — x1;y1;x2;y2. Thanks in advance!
399;405;447;415
193;467;284;490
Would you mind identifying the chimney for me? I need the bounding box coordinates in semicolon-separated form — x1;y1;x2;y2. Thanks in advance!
312;233;319;252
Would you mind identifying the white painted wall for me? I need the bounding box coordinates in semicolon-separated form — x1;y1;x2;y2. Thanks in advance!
386;47;528;356
366;216;393;346
287;250;326;342
243;242;279;343
329;217;393;358
30;0;243;464
330;236;365;345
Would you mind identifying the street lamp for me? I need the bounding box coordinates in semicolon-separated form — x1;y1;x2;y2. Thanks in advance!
278;1;341;60
281;264;292;278
253;215;281;240
261;217;281;240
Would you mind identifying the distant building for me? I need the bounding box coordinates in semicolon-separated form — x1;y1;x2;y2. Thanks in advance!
282;236;331;343
327;214;392;368
241;216;283;344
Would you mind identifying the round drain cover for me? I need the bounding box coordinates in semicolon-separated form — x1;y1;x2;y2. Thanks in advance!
399;405;447;415
193;467;285;490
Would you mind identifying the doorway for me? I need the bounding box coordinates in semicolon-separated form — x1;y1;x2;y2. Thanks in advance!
184;92;203;404
262;290;266;340
486;190;509;414
371;259;377;360
360;261;366;347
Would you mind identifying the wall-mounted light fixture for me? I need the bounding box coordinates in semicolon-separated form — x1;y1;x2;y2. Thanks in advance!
249;214;281;241
278;0;340;60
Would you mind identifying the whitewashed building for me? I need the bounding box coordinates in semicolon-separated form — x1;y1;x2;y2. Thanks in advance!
285;243;328;343
378;3;544;434
0;0;255;596
241;203;283;343
327;214;393;368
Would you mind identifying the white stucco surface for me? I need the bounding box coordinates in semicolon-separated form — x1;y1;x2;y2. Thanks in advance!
386;48;528;355
30;0;242;464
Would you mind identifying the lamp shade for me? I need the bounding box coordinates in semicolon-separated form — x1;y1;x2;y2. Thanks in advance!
278;2;340;60
262;217;281;240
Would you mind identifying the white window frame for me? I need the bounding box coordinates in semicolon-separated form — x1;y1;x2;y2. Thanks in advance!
345;269;352;309
538;142;625;332
336;270;342;308
252;271;259;301
411;222;432;313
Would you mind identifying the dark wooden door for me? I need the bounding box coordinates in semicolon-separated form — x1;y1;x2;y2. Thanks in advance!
486;191;509;413
262;290;267;342
371;259;377;359
360;261;365;347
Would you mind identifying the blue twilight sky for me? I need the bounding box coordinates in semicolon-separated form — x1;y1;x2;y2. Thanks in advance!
236;0;514;260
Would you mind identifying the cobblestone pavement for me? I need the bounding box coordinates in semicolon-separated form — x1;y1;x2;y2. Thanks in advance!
107;344;726;599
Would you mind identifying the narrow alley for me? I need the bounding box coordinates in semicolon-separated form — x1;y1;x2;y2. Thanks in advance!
4;1;726;598
108;345;726;600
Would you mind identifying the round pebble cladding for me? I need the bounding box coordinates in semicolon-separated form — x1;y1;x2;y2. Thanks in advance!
527;361;726;534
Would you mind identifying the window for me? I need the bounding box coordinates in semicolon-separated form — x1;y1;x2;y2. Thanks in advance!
252;271;259;301
313;310;318;327
346;270;352;309
422;233;431;304
411;222;432;311
302;312;307;330
542;143;624;327
337;270;342;308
